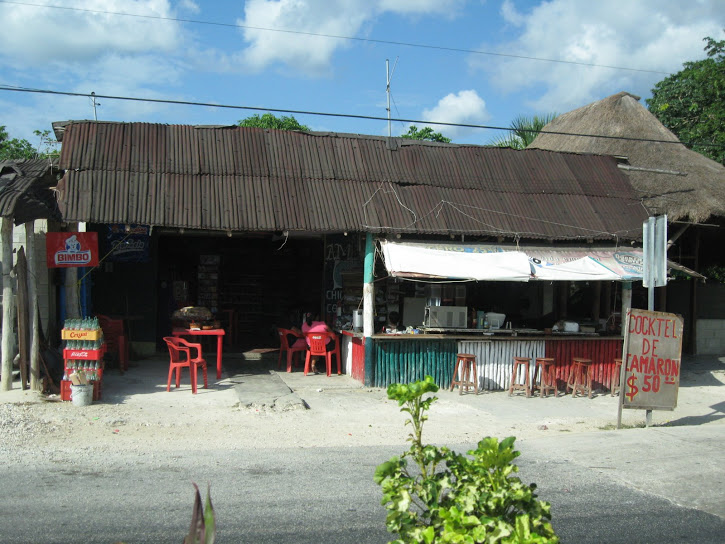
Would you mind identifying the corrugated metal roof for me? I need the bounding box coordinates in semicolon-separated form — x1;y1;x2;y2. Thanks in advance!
0;159;61;225
54;121;648;241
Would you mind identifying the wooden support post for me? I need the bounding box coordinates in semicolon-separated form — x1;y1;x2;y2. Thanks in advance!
15;247;29;389
26;221;41;391
1;217;14;391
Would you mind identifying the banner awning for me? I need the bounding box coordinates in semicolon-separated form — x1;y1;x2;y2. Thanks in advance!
379;241;532;282
379;241;702;282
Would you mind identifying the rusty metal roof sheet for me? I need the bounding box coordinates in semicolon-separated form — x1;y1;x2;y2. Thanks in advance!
0;159;61;225
54;121;648;241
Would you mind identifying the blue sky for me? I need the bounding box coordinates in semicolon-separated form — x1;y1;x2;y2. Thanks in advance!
1;0;723;147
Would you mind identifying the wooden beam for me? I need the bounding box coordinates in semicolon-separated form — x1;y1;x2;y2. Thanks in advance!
1;217;14;391
15;247;29;390
26;221;41;391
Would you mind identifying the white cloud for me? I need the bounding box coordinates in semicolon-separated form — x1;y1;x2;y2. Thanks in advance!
237;0;466;75
376;0;465;16
473;0;724;113
0;0;196;140
500;0;524;26
238;0;374;75
0;1;182;66
419;90;490;139
178;0;200;14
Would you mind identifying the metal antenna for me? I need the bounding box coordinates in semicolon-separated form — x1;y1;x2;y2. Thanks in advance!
386;60;391;137
91;92;100;121
385;58;398;138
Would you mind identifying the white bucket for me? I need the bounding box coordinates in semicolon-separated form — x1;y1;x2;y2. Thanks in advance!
71;384;93;407
353;309;363;331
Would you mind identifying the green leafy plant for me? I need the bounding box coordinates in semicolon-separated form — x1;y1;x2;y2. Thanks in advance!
374;376;558;543
703;265;725;284
184;483;216;544
401;125;452;143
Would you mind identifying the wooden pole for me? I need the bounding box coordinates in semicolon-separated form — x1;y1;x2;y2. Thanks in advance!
1;217;15;391
15;247;29;390
26;221;41;390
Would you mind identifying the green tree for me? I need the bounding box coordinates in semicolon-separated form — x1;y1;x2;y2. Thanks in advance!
237;113;310;131
647;33;725;164
488;113;558;149
0;125;36;160
400;125;451;143
32;129;60;158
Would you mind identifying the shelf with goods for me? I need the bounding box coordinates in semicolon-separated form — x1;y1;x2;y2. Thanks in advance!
220;275;265;323
339;270;363;329
197;255;221;314
60;320;107;402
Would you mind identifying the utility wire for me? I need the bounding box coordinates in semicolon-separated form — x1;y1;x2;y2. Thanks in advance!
1;84;722;149
0;0;671;75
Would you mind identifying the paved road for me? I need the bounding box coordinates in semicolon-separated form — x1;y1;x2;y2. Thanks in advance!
2;439;724;543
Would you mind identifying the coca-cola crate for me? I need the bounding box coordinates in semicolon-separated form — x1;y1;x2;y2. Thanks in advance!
63;348;105;360
61;329;102;341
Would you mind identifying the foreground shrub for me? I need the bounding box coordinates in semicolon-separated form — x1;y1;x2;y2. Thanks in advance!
374;376;558;543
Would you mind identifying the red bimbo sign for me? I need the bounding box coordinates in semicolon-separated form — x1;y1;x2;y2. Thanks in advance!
621;308;683;411
46;232;99;268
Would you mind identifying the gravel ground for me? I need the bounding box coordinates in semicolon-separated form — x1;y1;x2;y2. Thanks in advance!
1;354;723;466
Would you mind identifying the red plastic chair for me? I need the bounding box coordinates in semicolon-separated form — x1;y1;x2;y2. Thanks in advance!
163;336;208;394
96;314;129;373
277;328;306;372
326;331;342;376
304;333;329;376
304;332;341;377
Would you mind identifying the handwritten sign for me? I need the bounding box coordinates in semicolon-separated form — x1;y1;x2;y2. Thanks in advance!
621;308;683;411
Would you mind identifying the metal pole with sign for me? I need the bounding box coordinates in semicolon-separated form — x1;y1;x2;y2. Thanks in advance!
640;215;668;425
617;308;684;428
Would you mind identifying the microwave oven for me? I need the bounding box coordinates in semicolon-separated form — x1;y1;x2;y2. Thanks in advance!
424;306;468;328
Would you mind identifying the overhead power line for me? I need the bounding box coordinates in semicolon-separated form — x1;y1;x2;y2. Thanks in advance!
0;0;670;75
1;84;721;149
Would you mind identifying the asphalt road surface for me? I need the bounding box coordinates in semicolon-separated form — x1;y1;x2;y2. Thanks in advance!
2;442;724;544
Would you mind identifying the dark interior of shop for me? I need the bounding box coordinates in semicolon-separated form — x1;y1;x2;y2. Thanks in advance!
91;231;325;353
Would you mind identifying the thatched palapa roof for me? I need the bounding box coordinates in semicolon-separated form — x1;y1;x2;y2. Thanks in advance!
529;91;725;223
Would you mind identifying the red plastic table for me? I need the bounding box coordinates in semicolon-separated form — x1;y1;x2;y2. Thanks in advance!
171;328;226;379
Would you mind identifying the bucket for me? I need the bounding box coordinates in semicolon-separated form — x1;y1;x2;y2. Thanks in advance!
71;384;93;407
353;309;363;331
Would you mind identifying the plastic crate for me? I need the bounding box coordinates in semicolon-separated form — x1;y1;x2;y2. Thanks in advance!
63;346;106;360
62;329;102;341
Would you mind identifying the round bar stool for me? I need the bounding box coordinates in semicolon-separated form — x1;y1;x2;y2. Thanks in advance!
566;357;593;398
508;357;532;397
533;357;558;398
611;358;623;396
450;353;479;395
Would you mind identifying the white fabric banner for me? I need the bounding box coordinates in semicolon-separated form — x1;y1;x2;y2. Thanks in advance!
380;240;700;282
380;241;532;281
529;256;622;281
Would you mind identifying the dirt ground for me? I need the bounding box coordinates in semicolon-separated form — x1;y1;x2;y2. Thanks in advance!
1;353;723;464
